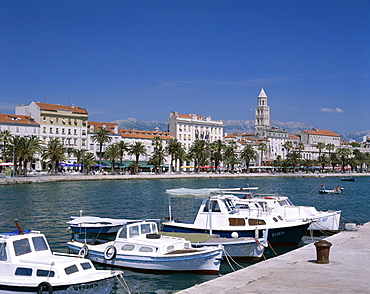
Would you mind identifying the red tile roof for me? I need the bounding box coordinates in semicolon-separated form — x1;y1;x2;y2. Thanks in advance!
302;129;339;137
0;114;39;125
88;121;118;134
35;102;87;114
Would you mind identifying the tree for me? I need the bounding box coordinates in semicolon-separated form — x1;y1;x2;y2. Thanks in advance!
149;136;166;174
18;135;42;177
166;139;181;173
336;148;352;172
41;138;66;174
0;130;13;162
103;143;121;174
223;141;239;173
240;144;256;172
283;141;293;158
326;143;335;171
285;150;302;173
258;142;267;166
174;145;188;174
316;142;326;159
81;152;96;175
117;141;130;170
72;149;86;172
128;141;147;174
188;140;209;173
353;149;365;173
91;127;112;170
209;140;225;173
302;159;316;173
295;142;305;153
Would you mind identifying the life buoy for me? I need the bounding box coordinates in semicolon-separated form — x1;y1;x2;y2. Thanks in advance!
78;245;89;258
37;281;53;294
104;245;116;260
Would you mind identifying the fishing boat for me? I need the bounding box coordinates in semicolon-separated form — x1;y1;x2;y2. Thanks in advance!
161;188;311;246
0;222;122;294
67;220;223;274
236;193;342;233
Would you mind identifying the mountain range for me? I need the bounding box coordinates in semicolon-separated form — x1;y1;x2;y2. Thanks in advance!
112;118;369;143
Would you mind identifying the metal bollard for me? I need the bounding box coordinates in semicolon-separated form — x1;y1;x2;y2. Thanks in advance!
314;240;332;264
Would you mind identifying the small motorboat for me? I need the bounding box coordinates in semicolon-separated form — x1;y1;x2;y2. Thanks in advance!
0;222;123;294
319;187;344;194
67;220;223;274
341;177;355;181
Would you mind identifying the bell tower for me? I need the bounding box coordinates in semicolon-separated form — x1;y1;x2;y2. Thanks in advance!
254;88;270;136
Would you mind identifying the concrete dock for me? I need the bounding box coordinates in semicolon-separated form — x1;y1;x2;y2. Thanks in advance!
178;222;370;294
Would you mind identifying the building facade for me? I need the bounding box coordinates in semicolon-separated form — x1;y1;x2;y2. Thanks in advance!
168;112;224;150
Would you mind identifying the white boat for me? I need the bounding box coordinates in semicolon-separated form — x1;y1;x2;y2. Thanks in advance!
67;220;223;274
0;227;122;294
236;193;342;233
319;187;344;194
162;188;311;246
161;228;268;260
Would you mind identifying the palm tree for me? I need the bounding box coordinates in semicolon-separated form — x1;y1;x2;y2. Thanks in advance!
295;142;305;153
209;140;225;173
316;142;326;159
117;141;130;170
336;148;352;172
258;142;267;166
223;141;238;173
128;141;147;174
188;140;209;173
240;144;256;172
283;141;293;159
0;130;13;162
174;145;188;174
286;150;302;173
81;152;96;175
41;138;66;174
103;143;120;174
326;143;335;171
166;139;181;173
302;159;316;173
18;135;42;177
72;149;86;172
91;127;112;170
150;136;166;174
353;149;365;173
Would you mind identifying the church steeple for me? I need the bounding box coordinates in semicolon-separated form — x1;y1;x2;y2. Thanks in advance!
254;88;270;136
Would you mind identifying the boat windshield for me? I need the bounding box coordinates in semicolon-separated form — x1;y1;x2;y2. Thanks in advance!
32;236;48;251
0;243;7;261
13;238;32;256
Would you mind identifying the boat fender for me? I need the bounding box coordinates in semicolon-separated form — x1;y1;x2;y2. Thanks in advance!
146;233;161;239
78;245;89;258
104;245;117;260
37;281;53;294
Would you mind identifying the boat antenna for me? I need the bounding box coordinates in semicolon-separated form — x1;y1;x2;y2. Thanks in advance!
15;219;24;235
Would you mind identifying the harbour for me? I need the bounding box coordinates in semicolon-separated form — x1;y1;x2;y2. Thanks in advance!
0;174;369;293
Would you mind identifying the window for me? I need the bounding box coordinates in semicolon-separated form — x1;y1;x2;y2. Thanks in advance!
74;129;77;135
13;239;32;256
32;237;48;251
65;265;79;275
121;244;135;251
80;262;92;270
0;243;7;260
140;223;151;234
43;127;46;133
49;128;53;134
15;267;32;276
139;246;153;252
37;269;55;277
129;225;139;238
166;245;174;252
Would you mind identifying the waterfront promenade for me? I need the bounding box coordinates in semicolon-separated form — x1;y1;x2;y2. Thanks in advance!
178;222;370;294
1;172;370;185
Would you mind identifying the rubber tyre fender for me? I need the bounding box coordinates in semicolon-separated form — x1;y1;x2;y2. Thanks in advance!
104;245;117;260
78;245;89;258
37;281;53;294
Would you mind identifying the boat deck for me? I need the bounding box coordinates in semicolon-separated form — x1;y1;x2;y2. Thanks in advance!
177;222;370;294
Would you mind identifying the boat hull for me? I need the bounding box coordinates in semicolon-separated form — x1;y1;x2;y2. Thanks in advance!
0;276;117;294
68;243;222;275
308;211;342;232
162;222;310;246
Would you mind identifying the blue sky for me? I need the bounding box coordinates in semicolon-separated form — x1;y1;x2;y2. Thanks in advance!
0;0;369;133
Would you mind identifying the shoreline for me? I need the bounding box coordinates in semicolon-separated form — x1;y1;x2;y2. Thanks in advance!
1;172;369;185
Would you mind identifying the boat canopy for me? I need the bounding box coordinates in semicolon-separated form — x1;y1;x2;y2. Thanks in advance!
166;187;258;198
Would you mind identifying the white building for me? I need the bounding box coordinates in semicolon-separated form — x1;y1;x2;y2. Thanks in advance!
301;129;341;147
168;112;224;150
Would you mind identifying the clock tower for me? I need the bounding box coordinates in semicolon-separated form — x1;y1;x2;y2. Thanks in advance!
254;88;270;136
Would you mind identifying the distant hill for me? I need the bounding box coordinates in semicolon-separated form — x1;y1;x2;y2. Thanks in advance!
112;118;367;142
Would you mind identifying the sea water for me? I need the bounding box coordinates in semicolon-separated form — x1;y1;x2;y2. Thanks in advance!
1;175;369;293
